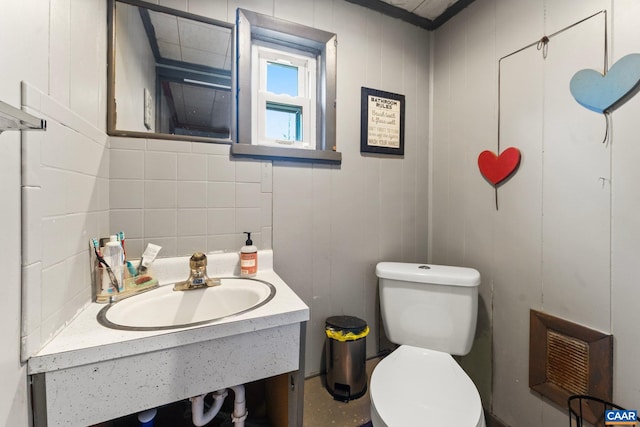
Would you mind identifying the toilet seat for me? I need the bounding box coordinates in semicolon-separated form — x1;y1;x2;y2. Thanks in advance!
370;345;485;427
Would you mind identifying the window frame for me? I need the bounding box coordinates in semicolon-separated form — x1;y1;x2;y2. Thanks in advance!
252;43;316;149
233;8;341;163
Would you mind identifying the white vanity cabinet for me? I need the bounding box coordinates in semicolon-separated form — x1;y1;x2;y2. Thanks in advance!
28;252;309;427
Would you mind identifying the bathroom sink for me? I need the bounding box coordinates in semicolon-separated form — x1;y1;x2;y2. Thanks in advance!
97;277;276;331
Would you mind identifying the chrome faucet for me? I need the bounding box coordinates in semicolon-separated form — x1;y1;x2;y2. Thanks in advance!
174;252;221;291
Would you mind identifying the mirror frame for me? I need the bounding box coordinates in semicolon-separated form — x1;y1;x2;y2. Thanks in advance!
107;0;236;144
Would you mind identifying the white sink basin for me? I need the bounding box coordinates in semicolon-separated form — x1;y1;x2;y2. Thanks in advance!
97;277;276;331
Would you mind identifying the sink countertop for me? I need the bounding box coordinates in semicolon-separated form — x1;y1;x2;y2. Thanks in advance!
28;250;309;375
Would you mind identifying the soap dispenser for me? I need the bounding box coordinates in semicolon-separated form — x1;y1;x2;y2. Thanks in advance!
240;232;258;277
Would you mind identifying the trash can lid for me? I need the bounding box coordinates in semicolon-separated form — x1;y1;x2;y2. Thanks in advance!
325;315;367;334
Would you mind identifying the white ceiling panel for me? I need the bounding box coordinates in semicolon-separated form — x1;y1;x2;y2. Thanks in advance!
149;11;179;44
177;17;231;56
383;0;425;11
346;0;474;29
156;40;181;61
413;0;459;20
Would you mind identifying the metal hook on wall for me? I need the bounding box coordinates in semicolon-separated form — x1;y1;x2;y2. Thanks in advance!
536;36;550;59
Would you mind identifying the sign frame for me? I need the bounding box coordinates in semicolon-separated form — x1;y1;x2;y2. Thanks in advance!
360;87;405;155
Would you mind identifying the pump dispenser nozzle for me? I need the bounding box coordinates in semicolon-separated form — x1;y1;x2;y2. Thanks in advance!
244;232;252;245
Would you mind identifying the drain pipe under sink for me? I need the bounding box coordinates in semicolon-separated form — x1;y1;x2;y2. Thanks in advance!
228;384;248;426
191;389;227;426
190;384;248;427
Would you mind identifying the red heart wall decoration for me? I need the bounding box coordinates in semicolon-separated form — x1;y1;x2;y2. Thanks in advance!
477;147;521;186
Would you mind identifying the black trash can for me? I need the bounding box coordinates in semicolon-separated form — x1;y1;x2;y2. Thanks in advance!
325;315;369;402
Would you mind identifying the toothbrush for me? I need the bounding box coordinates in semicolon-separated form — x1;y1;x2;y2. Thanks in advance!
118;231;126;260
118;232;135;276
92;238;120;293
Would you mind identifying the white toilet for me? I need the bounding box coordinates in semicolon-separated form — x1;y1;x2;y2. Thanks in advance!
370;262;486;427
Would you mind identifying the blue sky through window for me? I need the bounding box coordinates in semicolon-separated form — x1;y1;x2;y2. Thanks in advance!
266;110;298;141
267;62;298;96
266;62;300;140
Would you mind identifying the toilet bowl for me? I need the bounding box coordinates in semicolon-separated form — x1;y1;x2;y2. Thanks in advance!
370;345;485;427
371;262;485;427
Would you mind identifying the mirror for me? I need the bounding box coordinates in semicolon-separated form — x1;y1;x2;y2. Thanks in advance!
107;0;234;143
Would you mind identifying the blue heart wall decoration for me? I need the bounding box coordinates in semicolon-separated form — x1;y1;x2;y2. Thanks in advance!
570;53;640;113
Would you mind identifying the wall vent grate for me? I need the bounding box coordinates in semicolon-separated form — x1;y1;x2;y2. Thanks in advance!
529;309;613;426
546;329;589;395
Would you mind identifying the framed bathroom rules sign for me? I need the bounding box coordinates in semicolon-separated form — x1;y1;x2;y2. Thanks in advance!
360;87;405;155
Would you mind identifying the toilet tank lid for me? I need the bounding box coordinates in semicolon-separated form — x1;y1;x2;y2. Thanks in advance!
376;262;480;287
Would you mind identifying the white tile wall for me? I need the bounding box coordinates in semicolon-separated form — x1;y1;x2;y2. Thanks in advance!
178;236;208;256
145;181;177;208
208;155;236;181
235;207;261;232
207;208;236;235
144;209;178;237
236;183;261;207
178;153;207;181
110;180;144;208
21;81;109;360
178;182;207;208
110;210;144;239
20;262;42;346
235;159;262;182
207;182;235;208
177;209;207;236
144;152;177;180
109;141;272;259
21;186;43;267
110;149;144;179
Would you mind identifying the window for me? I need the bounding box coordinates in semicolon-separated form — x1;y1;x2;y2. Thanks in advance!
233;9;341;163
252;44;316;149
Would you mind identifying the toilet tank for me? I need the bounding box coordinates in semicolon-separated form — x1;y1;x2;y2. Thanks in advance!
376;262;481;356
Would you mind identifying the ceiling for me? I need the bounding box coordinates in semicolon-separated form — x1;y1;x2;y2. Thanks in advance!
344;0;475;30
147;10;232;71
139;6;233;136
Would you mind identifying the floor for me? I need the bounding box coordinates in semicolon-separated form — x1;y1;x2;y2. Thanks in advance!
303;357;381;427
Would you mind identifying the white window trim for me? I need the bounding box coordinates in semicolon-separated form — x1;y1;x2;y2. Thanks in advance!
251;44;317;150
